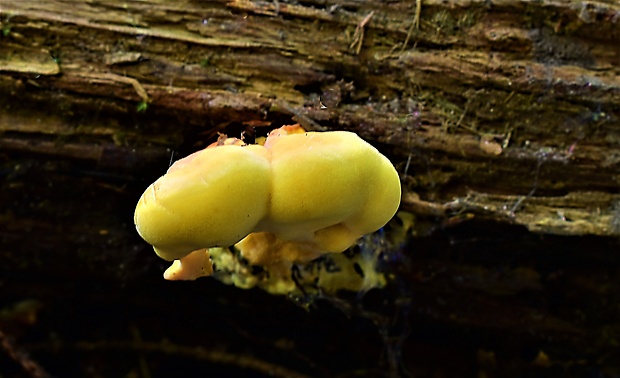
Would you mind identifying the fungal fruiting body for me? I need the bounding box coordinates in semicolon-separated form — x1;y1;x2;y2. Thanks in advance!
134;125;402;285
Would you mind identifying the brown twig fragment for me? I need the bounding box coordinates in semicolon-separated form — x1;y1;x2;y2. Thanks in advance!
0;329;51;378
78;72;149;104
349;11;375;55
30;339;310;378
401;0;422;52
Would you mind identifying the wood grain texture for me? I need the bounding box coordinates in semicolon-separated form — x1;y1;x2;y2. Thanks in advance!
1;0;619;235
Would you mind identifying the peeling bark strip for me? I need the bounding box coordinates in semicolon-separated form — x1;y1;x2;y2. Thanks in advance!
0;43;60;75
1;0;619;236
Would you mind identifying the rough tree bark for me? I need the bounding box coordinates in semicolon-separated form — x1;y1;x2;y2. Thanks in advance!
1;0;619;377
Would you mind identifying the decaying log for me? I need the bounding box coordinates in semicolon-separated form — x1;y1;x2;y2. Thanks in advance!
1;0;619;235
1;0;620;376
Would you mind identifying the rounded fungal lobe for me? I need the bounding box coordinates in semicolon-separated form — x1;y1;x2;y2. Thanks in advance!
134;144;271;261
134;125;401;280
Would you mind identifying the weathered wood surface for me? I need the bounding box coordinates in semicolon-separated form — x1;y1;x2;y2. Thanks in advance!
1;0;619;235
1;0;620;377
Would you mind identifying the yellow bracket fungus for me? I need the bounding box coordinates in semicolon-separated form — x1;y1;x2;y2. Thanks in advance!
134;125;401;286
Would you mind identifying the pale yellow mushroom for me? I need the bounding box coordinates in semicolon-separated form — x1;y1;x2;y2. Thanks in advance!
134;144;271;262
134;125;401;281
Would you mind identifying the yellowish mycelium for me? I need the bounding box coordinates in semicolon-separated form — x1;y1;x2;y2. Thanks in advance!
134;125;401;284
